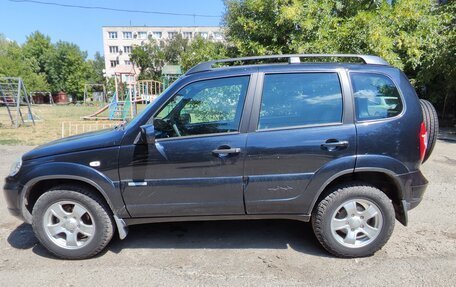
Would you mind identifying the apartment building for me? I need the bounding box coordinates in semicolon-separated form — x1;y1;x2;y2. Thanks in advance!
102;26;224;77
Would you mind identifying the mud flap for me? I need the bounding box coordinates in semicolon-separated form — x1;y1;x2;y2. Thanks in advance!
394;199;409;226
114;215;129;239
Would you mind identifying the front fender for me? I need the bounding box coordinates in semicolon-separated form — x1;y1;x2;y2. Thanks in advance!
19;162;128;220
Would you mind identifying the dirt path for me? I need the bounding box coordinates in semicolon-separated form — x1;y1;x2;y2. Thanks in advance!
1;142;455;286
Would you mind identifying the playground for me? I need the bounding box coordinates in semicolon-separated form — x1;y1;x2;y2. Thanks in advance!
0;64;179;145
0;104;143;145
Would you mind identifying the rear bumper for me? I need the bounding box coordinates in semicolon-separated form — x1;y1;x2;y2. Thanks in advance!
398;170;428;211
407;183;428;210
394;170;428;226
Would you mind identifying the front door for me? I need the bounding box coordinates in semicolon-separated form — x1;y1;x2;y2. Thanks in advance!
244;71;357;214
119;76;253;217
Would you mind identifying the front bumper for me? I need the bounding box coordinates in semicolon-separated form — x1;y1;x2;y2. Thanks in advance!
3;176;26;222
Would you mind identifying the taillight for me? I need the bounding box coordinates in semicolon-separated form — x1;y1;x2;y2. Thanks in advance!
419;122;428;162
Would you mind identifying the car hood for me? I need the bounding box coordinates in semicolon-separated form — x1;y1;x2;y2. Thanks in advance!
23;128;125;160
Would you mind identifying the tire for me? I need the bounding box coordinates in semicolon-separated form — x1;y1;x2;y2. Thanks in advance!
32;186;115;259
312;183;395;258
420;99;439;163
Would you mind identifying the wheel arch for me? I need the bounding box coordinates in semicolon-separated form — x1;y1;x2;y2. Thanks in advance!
23;176;112;222
310;169;407;226
18;162;129;223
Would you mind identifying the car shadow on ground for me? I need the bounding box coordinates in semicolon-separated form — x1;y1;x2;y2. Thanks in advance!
7;219;329;259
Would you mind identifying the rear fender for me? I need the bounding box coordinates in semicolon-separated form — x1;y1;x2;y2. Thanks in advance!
304;155;356;214
307;154;410;225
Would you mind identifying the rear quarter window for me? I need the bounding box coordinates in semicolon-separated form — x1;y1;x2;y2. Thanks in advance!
351;73;403;121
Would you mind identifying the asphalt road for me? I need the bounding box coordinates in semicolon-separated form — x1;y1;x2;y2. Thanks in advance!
1;142;455;286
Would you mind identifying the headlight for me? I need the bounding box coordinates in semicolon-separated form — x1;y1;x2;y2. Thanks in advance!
9;157;22;177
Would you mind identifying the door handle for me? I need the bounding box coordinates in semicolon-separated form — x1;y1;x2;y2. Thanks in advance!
321;140;349;151
212;147;241;157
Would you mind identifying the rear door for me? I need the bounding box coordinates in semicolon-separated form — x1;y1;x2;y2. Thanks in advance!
244;68;356;214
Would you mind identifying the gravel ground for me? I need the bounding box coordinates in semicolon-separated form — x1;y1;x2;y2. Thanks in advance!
0;142;455;286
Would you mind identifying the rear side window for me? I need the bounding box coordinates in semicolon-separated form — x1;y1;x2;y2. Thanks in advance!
258;73;343;130
351;73;403;121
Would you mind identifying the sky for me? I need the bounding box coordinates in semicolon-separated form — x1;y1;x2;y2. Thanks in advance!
0;0;225;58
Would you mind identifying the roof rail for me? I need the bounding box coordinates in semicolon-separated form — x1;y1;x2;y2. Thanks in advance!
185;54;389;75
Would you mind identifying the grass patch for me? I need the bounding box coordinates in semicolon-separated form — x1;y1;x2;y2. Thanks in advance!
0;138;22;145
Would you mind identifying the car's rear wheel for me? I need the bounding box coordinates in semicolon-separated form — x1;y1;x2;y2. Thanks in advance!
420;99;439;163
32;186;114;259
312;183;395;258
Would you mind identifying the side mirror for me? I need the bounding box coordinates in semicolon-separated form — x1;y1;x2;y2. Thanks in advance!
139;124;155;144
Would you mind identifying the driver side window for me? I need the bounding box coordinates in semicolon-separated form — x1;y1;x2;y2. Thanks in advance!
154;76;250;139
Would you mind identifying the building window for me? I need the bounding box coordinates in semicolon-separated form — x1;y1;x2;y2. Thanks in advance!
109;46;118;54
151;32;162;39
123;32;133;39
124;60;132;66
213;32;223;40
183;32;193;39
197;32;208;39
110;60;119;68
138;32;147;39
124;46;132;53
168;32;178;39
108;31;118;39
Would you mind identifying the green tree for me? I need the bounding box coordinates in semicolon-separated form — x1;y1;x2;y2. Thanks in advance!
163;34;189;64
223;0;454;117
130;34;190;79
180;36;228;71
131;34;228;78
130;41;165;80
22;31;54;75
86;51;106;84
2;32;107;99
0;34;49;92
416;1;455;118
45;41;91;97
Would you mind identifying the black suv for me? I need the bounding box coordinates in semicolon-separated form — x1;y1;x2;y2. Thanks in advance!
4;54;436;259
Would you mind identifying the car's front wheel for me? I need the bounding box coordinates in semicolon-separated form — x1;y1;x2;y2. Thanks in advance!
312;183;395;258
32;186;115;259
